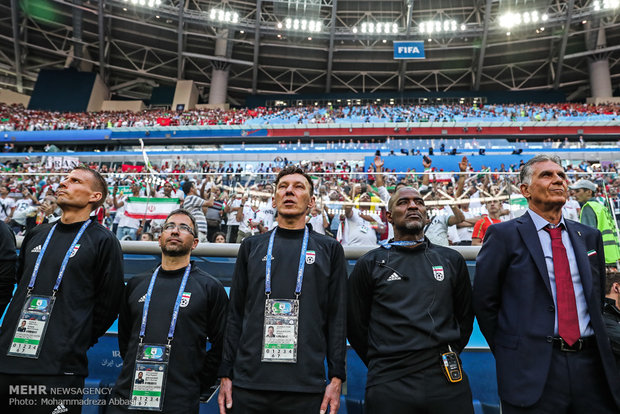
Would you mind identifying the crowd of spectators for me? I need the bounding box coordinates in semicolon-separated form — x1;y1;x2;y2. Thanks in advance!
2;153;619;248
1;102;619;131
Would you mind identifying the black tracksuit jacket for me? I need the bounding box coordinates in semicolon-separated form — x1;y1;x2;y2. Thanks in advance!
218;226;347;393
347;239;474;386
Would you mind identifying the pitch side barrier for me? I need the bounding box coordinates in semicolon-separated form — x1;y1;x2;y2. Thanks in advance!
14;238;481;259
119;240;481;259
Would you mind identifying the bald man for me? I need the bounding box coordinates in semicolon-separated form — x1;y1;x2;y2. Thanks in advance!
347;186;474;414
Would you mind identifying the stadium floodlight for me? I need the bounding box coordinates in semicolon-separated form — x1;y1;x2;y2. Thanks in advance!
355;22;399;35
602;0;620;8
209;8;239;24
499;10;546;29
418;19;462;34
123;0;160;5
281;17;322;32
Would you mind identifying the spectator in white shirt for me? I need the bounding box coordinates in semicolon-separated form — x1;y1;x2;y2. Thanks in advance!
307;206;329;235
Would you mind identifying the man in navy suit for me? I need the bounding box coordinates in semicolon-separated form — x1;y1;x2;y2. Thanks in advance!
474;154;620;413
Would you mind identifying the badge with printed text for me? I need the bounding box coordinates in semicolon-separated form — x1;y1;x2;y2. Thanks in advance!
129;343;170;411
262;298;299;363
433;266;445;281
8;295;55;359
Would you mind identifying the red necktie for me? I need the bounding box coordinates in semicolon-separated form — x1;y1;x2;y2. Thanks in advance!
544;226;580;345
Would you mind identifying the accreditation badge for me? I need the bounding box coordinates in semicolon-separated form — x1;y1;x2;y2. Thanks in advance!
7;294;55;358
129;343;171;411
262;298;299;363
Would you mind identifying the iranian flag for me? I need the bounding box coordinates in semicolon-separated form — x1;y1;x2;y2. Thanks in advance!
124;197;181;220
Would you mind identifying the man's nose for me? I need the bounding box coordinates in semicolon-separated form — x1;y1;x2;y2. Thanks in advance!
552;173;566;183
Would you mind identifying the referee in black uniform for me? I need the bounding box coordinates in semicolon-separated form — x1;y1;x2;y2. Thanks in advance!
347;186;474;414
218;165;347;414
0;166;124;414
107;209;228;413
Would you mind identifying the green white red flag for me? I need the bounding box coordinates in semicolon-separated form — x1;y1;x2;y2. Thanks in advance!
124;197;180;220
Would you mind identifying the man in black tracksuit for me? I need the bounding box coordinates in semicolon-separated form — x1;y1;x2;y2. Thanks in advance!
108;209;228;413
603;269;620;368
0;167;124;414
0;220;17;317
218;166;347;414
347;187;474;414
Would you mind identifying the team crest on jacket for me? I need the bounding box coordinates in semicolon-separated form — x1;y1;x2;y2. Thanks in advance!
306;251;316;264
180;292;191;307
432;266;444;281
70;244;81;258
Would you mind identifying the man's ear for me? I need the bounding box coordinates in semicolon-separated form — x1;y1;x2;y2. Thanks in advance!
90;191;103;206
520;183;530;199
308;195;316;209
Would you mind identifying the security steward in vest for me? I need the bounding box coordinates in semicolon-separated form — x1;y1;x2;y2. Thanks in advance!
108;209;228;414
0;166;124;414
571;179;620;265
347;186;475;414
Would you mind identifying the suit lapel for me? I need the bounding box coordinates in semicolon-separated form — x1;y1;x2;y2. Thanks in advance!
565;222;593;301
517;212;553;297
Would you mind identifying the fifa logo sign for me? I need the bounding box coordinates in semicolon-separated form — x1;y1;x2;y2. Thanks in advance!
397;46;420;54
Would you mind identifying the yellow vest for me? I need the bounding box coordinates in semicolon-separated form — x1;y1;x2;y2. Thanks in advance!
581;201;620;264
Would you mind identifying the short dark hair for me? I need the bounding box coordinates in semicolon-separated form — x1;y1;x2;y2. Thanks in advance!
605;268;620;294
212;231;226;241
141;232;154;241
181;181;194;195
274;165;314;196
73;166;108;209
165;208;197;236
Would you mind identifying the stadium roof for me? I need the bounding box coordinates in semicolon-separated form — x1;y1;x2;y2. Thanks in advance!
0;0;618;105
